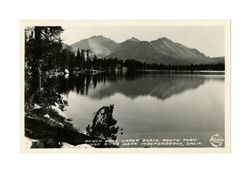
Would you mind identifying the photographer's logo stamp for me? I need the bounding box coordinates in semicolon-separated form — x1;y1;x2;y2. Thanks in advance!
210;134;224;147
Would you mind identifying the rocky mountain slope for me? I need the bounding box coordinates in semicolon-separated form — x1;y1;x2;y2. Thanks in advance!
71;35;224;65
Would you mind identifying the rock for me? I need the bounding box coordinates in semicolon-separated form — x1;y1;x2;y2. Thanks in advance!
57;122;64;128
61;142;93;148
64;69;69;74
61;95;68;105
81;130;87;135
64;74;69;79
43;114;50;119
54;102;59;108
47;117;64;128
56;94;69;106
51;105;67;118
66;118;73;121
33;104;42;110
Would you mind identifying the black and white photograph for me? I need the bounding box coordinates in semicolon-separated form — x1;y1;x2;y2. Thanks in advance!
21;20;230;151
4;0;250;172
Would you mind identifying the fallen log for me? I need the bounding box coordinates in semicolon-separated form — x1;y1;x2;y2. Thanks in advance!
25;117;105;147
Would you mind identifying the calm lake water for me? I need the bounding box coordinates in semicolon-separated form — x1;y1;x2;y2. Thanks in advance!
57;72;224;147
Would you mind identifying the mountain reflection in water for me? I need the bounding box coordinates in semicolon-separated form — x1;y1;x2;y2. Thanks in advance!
55;73;222;100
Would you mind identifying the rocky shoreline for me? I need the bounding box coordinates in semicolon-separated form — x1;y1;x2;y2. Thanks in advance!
24;88;121;149
24;92;102;148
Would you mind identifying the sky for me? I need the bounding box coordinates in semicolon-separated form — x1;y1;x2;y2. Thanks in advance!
61;25;225;57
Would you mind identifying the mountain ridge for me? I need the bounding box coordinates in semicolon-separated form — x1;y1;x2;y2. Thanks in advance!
71;35;224;65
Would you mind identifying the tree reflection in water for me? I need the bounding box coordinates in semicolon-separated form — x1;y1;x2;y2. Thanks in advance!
54;72;211;100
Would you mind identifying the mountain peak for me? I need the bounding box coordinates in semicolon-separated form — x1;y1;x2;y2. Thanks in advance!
71;35;118;58
126;37;140;42
89;35;112;41
91;35;104;38
156;37;171;42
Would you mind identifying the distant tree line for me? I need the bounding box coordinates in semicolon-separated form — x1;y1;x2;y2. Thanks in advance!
56;53;225;72
35;47;225;72
121;59;224;71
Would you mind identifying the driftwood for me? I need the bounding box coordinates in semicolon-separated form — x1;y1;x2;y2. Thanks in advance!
86;105;119;140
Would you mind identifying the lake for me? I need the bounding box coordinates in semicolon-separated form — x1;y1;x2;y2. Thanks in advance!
56;72;224;147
